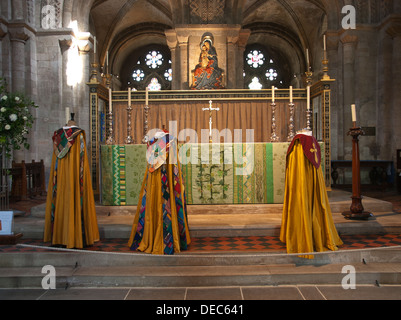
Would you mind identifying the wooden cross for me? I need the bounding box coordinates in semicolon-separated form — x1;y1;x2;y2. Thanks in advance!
310;143;318;163
202;100;219;143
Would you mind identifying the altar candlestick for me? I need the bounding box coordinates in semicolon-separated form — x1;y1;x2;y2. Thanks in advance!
65;107;70;124
306;48;310;70
272;86;275;102
106;51;109;74
307;85;310;110
109;88;112;112
351;104;356;124
289;86;293;103
145;87;149;105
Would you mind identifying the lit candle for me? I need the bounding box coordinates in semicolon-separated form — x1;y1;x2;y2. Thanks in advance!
351;104;356;123
289;86;293;103
145;87;149;105
65;107;70;124
307;86;310;110
109;88;112;112
128;88;131;106
272;86;275;103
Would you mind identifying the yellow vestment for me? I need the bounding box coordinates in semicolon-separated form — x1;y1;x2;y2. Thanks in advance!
128;131;191;254
280;134;343;258
44;127;99;248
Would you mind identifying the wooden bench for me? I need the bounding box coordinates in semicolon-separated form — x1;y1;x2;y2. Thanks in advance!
10;160;46;201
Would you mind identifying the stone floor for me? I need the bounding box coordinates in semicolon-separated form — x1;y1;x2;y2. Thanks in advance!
2;188;401;302
1;285;401;300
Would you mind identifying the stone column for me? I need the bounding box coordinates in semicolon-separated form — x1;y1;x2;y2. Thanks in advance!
377;29;393;160
177;35;189;89
77;35;92;135
165;30;180;90
9;29;29;93
59;37;74;124
340;33;358;159
226;33;238;89
386;22;401;157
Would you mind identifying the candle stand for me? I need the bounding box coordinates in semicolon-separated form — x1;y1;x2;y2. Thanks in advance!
342;124;373;220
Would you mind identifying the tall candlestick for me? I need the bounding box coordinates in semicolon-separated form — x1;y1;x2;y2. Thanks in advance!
306;48;310;70
307;85;310;110
128;88;131;106
106;51;109;74
272;86;275;102
351;104;356;123
145;87;149;105
289;86;293;103
109;88;112;112
65;107;70;124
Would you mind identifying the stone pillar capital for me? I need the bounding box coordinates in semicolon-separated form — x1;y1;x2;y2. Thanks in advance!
340;33;358;45
385;21;401;38
9;28;30;43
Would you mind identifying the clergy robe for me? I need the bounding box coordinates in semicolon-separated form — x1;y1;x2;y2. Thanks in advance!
280;134;343;258
128;131;191;254
44;126;99;248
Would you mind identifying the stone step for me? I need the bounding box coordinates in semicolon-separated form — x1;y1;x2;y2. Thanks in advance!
2;246;401;268
1;260;400;288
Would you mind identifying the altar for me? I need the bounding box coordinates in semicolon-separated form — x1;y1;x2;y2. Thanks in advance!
100;142;325;205
87;84;334;202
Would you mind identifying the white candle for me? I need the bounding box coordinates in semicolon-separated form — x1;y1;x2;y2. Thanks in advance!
306;48;310;69
106;51;109;73
307;86;310;110
128;88;131;106
109;88;112;112
323;35;326;51
145;87;149;105
351;104;356;122
65;107;70;124
272;86;275;102
94;36;96;54
289;86;293;103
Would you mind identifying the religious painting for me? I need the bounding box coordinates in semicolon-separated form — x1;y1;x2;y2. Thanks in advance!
191;33;225;90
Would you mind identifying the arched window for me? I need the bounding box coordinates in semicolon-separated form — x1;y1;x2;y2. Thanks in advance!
243;45;286;89
126;45;172;91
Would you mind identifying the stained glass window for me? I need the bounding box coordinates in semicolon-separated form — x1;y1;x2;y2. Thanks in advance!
247;50;265;68
266;68;278;81
132;69;144;81
248;77;263;90
243;45;286;89
145;51;163;69
164;68;172;81
147;77;162;91
127;45;172;90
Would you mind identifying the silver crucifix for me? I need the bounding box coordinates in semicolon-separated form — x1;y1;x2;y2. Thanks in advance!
202;100;220;143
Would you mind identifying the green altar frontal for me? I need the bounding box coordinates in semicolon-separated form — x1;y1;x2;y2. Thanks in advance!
100;142;324;206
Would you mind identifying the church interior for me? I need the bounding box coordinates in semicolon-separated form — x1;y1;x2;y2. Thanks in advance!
1;0;401;300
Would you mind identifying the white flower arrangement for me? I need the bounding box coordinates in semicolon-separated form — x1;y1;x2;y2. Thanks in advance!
0;78;39;156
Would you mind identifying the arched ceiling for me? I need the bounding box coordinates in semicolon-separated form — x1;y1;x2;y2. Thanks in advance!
86;0;338;79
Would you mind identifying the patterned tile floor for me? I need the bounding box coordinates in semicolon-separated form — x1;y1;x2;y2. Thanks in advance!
3;189;401;254
2;233;401;254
